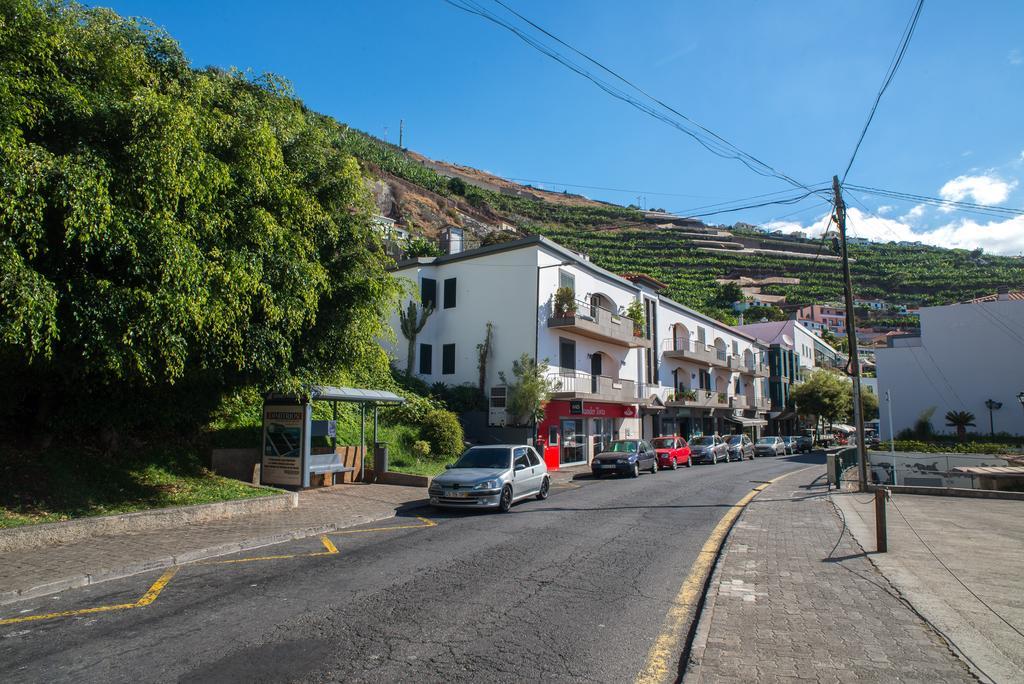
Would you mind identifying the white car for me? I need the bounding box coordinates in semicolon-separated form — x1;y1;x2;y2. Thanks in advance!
428;445;550;512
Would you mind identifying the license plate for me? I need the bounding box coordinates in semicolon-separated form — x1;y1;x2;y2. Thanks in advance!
446;491;469;498
595;464;613;469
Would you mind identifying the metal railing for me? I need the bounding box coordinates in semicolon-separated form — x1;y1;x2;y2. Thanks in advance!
666;388;728;408
548;298;640;346
548;370;638;403
660;338;735;368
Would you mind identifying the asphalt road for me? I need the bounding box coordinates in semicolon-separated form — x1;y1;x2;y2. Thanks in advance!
1;452;823;683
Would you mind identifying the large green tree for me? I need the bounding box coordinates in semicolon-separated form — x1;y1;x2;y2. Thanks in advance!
791;370;852;426
0;1;399;441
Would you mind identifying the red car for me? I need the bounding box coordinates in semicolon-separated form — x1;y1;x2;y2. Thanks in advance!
651;436;691;469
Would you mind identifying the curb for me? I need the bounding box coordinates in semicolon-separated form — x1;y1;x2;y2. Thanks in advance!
0;500;429;606
0;487;297;554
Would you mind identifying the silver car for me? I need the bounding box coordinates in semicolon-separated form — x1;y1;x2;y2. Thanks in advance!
428;445;550;512
754;436;786;457
690;435;728;464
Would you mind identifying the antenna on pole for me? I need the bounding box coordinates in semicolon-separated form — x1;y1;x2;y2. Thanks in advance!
399;119;404;149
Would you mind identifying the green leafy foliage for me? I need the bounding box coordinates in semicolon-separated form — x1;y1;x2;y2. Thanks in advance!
499;354;558;426
412;440;431;459
420;408;464;459
790;370;851;423
0;1;400;443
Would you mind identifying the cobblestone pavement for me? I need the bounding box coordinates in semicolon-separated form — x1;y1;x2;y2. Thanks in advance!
687;469;975;683
0;483;427;603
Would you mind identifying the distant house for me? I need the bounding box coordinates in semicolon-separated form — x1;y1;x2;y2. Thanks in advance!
797;303;848;334
854;298;889;311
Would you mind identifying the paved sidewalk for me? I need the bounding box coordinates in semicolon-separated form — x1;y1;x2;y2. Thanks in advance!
687;468;973;683
0;483;427;605
834;491;1024;683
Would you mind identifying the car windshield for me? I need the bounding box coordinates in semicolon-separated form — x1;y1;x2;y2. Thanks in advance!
691;437;715;446
727;436;743;445
757;437;776;444
651;438;676;448
783;437;795;442
452;448;511;469
607;440;639;452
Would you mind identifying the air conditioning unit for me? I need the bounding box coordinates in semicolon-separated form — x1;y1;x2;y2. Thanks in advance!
488;386;508;427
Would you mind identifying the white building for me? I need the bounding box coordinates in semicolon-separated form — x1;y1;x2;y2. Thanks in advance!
386;236;770;469
875;296;1024;440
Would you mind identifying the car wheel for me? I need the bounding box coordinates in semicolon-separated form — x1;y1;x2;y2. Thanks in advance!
685;456;692;468
499;485;513;513
670;458;678;470
712;452;718;465
536;476;550;500
631;463;640;478
650;459;657;474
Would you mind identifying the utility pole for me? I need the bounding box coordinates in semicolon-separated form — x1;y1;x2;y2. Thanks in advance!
833;176;869;492
399;119;404;149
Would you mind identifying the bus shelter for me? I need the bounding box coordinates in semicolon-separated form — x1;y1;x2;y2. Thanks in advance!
261;385;405;488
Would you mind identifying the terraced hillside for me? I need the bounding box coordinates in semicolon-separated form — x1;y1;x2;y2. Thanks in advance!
344;131;1024;323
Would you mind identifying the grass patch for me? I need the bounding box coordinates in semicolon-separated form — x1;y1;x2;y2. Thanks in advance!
0;447;277;529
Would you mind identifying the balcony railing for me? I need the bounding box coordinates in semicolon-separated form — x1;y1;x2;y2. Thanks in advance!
730;394;772;410
548;298;645;348
665;388;729;408
548;370;638;403
660;338;735;369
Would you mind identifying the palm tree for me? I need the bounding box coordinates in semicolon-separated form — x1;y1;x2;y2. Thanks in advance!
399;300;432;378
944;410;976;441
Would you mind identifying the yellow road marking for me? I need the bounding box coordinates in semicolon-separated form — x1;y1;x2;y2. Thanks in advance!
635;468;812;684
0;566;179;626
198;535;340;565
0;516;435;627
331;515;436;535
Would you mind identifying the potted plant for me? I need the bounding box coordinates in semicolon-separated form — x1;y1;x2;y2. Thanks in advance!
625;299;645;337
679;388;697;401
554;287;576;318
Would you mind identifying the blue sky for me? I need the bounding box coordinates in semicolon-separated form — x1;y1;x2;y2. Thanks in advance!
103;1;1024;253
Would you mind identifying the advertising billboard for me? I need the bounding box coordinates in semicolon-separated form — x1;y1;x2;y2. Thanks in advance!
261;402;307;486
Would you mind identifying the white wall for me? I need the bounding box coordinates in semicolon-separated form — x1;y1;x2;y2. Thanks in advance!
388;245;540;392
536;250;642;384
876;300;1024;438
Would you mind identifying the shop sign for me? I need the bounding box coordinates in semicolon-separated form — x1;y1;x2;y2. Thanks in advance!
569;399;584;415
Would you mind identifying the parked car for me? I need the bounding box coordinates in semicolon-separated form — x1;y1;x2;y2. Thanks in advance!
689;435;728;464
429;445;549;513
591;439;658;478
725;434;754;461
651;436;691;469
754;436;786;457
794;435;814;453
781;436;798;455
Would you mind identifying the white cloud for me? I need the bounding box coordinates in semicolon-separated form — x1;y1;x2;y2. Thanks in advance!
876;205;894;215
939;174;1017;210
764;208;1024;256
900;204;926;222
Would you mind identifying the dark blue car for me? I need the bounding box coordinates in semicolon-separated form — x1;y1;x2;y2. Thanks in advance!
590;439;658;478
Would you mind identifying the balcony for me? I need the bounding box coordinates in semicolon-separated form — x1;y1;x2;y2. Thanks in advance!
661;339;734;369
548;370;638;403
730;394;772;410
739;360;770;377
548;299;645;348
665;389;729;409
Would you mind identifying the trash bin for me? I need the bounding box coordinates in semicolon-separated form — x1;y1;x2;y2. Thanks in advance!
374;442;389;474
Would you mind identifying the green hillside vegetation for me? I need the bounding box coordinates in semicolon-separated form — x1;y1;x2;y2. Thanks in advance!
0;0;456;521
530;227;1024;323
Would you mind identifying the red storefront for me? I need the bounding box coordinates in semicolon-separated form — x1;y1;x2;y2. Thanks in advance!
537;400;638;470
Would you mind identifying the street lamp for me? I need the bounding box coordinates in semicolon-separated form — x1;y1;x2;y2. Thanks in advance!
984;399;1002;438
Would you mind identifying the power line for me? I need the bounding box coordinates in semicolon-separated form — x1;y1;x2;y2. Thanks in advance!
841;0;926;182
845;183;1024;219
442;0;830;202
